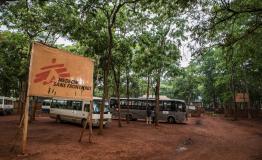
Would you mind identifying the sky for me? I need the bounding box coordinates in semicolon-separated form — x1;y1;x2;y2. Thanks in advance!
180;42;191;67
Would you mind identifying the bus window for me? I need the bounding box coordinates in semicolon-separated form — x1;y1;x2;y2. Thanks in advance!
110;99;117;110
4;100;12;105
140;101;146;110
51;100;55;108
160;101;164;111
72;101;82;110
0;99;3;104
171;101;177;111
120;99;126;109
163;101;172;111
150;101;156;108
105;104;110;112
93;101;100;113
55;100;60;108
137;101;142;110
43;100;50;106
182;103;186;112
134;101;139;110
110;99;117;107
66;101;72;109
84;103;90;112
178;102;183;111
56;100;66;109
129;100;134;109
54;100;59;108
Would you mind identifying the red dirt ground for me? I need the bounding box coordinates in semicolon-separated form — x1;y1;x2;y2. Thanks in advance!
0;114;262;160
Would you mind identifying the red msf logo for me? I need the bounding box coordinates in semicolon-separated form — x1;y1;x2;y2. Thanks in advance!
34;58;70;85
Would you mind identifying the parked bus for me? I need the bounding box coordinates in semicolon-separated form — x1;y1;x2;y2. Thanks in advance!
110;97;187;123
42;99;51;113
49;97;111;127
0;96;16;115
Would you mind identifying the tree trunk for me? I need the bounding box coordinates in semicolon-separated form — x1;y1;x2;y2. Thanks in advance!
99;69;108;134
229;48;238;121
146;74;150;123
146;74;150;102
99;22;113;134
21;40;33;154
19;81;26;122
93;69;98;95
155;74;160;126
17;80;22;116
213;93;217;109
117;85;122;127
126;67;130;124
243;71;252;119
112;65;122;128
232;75;238;121
99;1;136;132
30;97;37;122
88;101;93;143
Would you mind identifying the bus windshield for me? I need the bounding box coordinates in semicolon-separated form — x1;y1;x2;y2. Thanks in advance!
93;101;110;113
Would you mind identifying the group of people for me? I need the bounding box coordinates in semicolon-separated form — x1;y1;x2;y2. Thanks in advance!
146;106;155;124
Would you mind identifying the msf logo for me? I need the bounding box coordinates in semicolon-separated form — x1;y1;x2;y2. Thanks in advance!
34;58;70;85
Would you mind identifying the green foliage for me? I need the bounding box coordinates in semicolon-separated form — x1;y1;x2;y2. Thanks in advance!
190;0;262;54
2;0;260;110
0;0;77;43
0;31;28;96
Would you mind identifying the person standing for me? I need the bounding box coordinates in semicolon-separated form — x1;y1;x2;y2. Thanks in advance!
146;106;152;124
151;107;155;124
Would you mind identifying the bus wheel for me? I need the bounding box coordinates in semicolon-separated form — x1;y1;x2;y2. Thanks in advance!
56;115;61;123
126;114;132;121
81;119;87;128
168;117;175;124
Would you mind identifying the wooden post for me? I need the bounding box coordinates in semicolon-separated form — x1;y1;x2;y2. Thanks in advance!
88;101;93;143
79;100;93;143
21;41;33;154
21;95;30;154
31;97;38;121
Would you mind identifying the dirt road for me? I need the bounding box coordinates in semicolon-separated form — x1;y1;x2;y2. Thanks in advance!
0;115;261;160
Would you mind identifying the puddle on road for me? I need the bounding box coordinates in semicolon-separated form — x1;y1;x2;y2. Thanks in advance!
176;146;188;153
176;138;193;153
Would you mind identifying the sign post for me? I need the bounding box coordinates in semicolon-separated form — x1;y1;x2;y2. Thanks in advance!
235;93;249;102
79;100;93;143
21;42;94;153
21;96;30;154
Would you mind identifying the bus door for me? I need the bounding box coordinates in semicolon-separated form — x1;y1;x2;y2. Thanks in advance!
159;101;169;120
174;102;186;122
83;101;90;117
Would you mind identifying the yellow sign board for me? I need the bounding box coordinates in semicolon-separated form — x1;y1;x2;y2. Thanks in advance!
28;43;94;100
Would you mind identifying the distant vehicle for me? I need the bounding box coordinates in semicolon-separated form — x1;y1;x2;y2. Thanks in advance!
49;97;111;127
42;99;51;113
110;97;187;123
187;105;202;117
187;105;196;113
188;105;196;110
0;96;16;115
